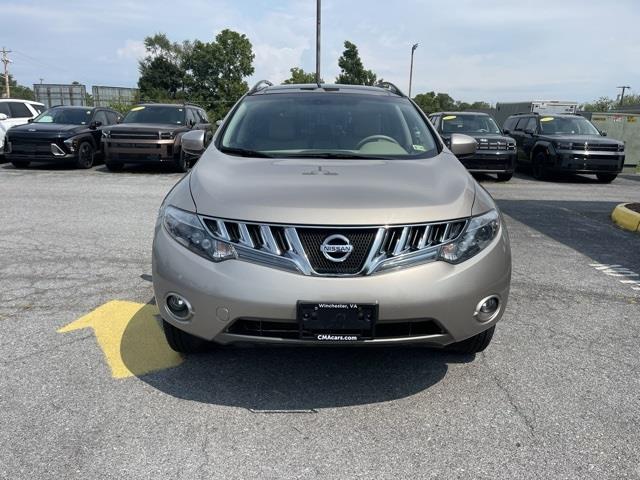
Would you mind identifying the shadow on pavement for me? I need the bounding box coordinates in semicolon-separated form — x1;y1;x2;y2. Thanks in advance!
94;164;184;175
122;301;469;409
497;199;640;272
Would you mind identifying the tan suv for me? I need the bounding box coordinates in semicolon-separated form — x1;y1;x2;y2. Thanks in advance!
152;82;511;355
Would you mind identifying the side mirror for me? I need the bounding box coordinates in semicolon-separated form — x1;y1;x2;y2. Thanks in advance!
600;131;607;137
449;133;477;158
524;128;535;135
89;121;102;130
503;128;511;135
0;113;9;121
181;129;205;154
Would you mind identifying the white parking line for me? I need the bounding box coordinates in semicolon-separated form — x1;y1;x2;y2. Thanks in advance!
590;264;640;291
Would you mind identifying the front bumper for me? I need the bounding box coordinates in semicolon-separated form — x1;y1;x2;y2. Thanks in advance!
460;151;516;174
4;141;76;162
152;223;511;346
552;150;624;173
102;138;177;163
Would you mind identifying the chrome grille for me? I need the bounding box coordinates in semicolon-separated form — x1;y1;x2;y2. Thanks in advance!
476;139;515;151
110;131;160;140
201;217;468;277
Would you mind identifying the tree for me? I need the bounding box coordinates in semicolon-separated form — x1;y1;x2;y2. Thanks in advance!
336;41;378;86
138;33;188;102
582;96;616;112
283;67;317;84
7;75;34;100
413;91;455;114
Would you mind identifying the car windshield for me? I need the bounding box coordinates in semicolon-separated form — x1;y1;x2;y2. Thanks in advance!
123;105;185;125
33;108;92;125
538;116;601;135
220;93;439;159
441;114;501;134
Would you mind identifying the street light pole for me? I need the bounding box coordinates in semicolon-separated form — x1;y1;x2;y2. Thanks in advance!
315;0;321;85
409;43;418;98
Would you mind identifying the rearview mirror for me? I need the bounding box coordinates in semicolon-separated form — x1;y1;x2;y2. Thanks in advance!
0;113;8;121
449;133;477;158
181;129;205;154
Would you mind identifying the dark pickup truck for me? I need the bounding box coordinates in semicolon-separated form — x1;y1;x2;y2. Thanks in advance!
429;112;516;181
102;103;213;172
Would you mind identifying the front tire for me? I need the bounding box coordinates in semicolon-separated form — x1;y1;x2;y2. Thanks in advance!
447;326;495;354
175;149;189;173
596;173;617;183
76;141;95;169
496;172;513;182
11;160;30;169
162;320;208;353
532;152;548;181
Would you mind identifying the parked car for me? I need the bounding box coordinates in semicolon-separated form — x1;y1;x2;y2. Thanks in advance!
101;103;213;172
429;112;516;181
0;99;46;161
152;81;512;355
503;113;625;182
4;106;121;169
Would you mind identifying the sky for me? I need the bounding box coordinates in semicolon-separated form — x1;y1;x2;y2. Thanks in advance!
1;0;639;104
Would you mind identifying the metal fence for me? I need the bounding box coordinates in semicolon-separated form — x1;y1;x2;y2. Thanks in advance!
92;86;138;107
34;84;87;108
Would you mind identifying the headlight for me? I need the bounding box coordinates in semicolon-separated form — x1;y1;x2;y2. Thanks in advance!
63;137;78;152
102;130;111;138
554;141;572;150
618;143;625;152
162;205;236;262
439;209;500;264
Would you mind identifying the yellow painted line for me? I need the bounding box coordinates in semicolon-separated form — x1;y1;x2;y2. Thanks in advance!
612;203;640;233
58;300;183;379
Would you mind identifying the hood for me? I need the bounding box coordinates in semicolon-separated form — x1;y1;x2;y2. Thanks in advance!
8;123;86;137
189;150;477;226
108;123;184;133
542;134;623;145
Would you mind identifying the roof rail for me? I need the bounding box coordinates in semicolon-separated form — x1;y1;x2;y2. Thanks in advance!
376;81;406;97
248;80;273;95
183;101;204;108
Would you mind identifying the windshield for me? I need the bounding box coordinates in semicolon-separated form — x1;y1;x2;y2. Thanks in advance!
220;93;438;159
441;114;501;135
538;116;601;135
33;108;92;125
123;105;185;125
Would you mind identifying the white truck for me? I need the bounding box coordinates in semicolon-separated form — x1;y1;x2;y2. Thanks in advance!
494;100;579;129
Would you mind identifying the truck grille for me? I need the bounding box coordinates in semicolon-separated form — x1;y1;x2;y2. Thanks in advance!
201;217;468;276
110;131;160;140
571;142;618;152
477;140;515;151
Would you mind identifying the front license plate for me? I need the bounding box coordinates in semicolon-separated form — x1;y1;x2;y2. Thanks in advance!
297;302;378;340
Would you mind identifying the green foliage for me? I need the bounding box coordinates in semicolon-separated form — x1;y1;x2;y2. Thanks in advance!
583;93;640;112
283;67;318;84
137;29;255;119
413;91;491;115
7;75;34;101
336;41;378;86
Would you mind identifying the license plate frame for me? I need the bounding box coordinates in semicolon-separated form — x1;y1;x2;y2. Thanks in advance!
297;302;378;340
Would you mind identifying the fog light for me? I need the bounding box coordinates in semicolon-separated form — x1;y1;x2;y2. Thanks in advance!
166;294;192;320
475;295;500;322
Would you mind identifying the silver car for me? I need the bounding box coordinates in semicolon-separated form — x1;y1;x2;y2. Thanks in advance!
152;82;511;355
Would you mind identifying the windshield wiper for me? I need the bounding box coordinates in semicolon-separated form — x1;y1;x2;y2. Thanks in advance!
219;147;273;158
280;152;390;160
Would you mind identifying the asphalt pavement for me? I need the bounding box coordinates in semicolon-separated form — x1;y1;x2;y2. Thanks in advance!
1;163;639;479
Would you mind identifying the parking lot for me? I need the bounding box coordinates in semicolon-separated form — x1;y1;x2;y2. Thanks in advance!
1;163;640;479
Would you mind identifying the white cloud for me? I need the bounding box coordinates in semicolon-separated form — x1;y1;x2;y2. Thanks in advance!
116;40;146;61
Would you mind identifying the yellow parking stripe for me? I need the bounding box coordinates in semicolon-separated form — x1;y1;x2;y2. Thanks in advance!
58;300;183;379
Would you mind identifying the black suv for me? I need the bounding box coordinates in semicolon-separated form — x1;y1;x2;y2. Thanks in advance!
429;112;516;181
101;103;213;172
4;106;121;169
502;113;625;182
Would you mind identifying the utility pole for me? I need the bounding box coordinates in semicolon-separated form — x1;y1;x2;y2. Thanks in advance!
408;43;418;98
315;0;321;85
617;85;631;106
1;47;12;99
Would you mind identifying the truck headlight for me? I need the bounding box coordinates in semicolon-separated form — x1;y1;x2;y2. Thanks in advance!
439;209;500;264
63;138;78;152
162;205;236;262
554;141;572;150
618;143;625;152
